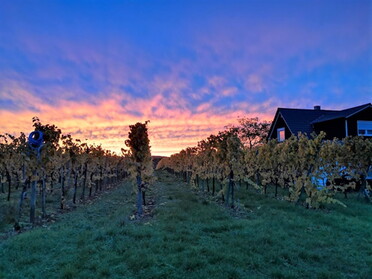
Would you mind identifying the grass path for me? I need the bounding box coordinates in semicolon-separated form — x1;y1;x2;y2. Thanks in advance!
0;171;371;279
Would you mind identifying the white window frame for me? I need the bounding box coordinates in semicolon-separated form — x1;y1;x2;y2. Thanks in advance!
357;120;372;137
277;127;285;142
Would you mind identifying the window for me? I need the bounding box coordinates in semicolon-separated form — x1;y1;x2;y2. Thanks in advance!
357;121;372;137
277;128;285;142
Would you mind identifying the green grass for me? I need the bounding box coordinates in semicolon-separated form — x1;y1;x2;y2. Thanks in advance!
0;178;120;234
0;171;371;279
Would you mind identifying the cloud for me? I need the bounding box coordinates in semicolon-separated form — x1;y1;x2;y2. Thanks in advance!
0;1;369;156
0;80;276;156
221;87;238;97
245;75;264;93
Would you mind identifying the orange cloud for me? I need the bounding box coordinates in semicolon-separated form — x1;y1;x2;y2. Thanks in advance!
0;84;276;156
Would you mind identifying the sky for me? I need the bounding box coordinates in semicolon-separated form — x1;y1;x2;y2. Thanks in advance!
0;0;371;156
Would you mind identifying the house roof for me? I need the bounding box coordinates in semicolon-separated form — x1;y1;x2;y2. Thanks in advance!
276;108;336;136
268;103;372;138
311;103;371;123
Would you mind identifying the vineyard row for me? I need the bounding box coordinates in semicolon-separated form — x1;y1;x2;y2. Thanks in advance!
157;130;371;209
0;119;130;227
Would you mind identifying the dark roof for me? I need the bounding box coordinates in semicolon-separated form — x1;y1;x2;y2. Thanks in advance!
268;103;371;138
311;103;371;123
277;108;336;136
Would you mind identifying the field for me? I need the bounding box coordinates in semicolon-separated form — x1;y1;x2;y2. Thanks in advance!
0;170;371;279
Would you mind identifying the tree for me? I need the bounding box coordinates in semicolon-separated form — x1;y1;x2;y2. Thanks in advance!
235;117;271;149
125;121;153;216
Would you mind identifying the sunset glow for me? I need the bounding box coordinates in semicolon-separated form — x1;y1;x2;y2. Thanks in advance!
0;0;370;156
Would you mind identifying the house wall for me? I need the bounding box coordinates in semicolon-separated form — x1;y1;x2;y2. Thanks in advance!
270;114;292;140
347;107;372;136
313;118;345;139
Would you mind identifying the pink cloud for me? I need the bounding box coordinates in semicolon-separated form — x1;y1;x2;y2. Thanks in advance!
221;87;238;96
0;82;277;156
245;75;264;93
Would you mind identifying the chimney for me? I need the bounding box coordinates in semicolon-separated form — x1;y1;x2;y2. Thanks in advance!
314;105;321;110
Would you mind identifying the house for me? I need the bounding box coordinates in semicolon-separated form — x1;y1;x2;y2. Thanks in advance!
268;103;372;142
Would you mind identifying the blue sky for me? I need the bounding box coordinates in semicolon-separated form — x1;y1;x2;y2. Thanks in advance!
0;0;371;155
